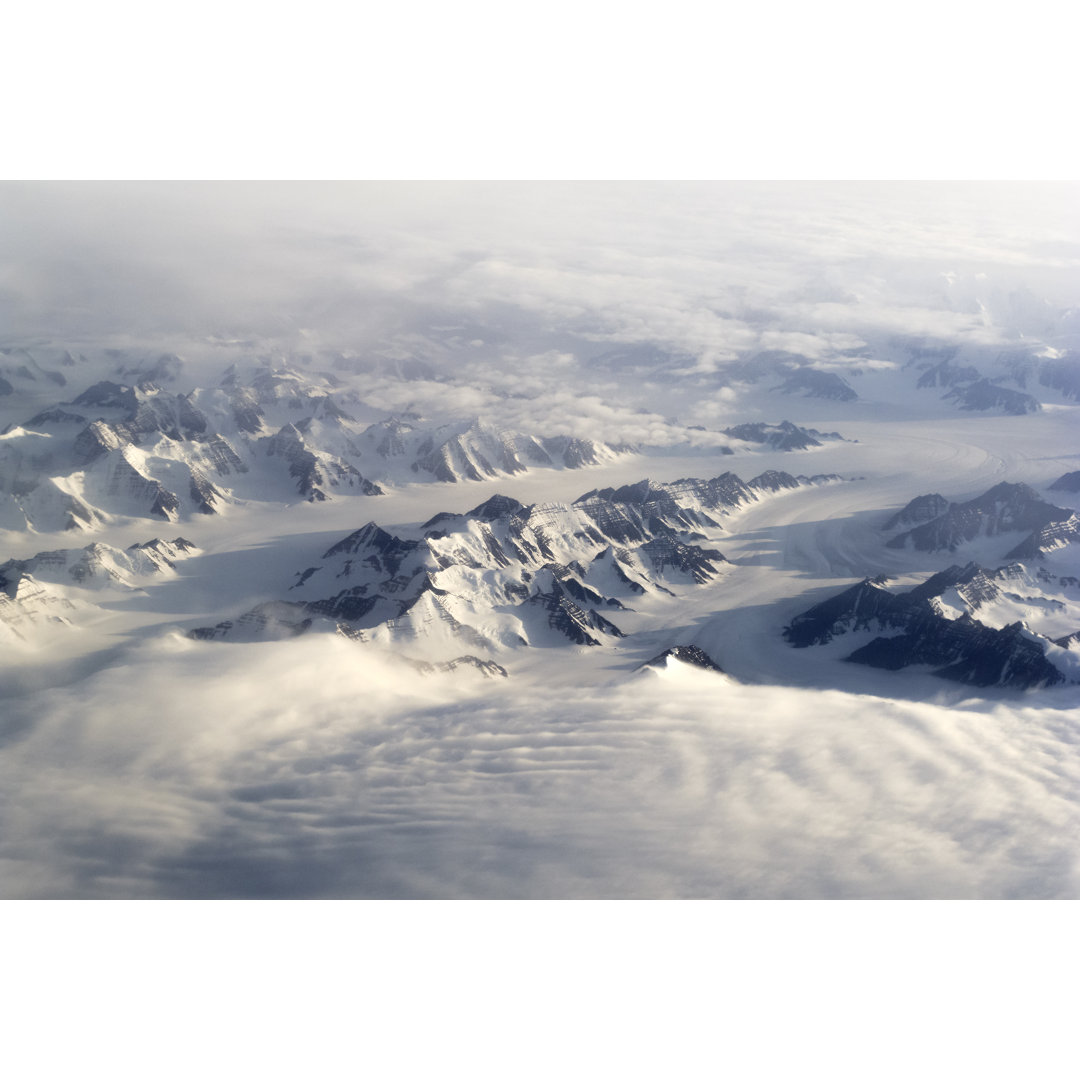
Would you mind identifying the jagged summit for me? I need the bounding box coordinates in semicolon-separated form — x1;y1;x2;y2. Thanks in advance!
721;419;844;451
916;359;981;389
467;493;525;521
423;493;525;529
191;468;817;656
775;369;857;401
784;562;1077;690
883;493;949;531
885;482;1077;557
639;645;724;673
943;379;1040;415
1049;471;1080;493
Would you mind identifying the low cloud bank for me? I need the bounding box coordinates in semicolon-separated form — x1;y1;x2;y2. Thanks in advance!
2;634;1077;898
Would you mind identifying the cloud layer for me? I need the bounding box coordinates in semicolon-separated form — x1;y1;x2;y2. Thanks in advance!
3;633;1077;898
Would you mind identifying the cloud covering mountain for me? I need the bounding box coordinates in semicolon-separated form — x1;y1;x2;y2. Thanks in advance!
2;632;1077;899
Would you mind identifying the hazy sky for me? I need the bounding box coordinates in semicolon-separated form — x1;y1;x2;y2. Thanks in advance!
2;181;1076;354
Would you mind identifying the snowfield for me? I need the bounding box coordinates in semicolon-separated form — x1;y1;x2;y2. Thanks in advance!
1;181;1078;898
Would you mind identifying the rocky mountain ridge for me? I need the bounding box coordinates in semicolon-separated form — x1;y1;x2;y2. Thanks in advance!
0;364;640;532
884;482;1080;559
0;536;198;643
191;468;838;657
784;561;1079;689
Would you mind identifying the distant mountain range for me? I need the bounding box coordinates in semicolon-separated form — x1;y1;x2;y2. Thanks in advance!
0;364;636;531
884;481;1080;559
781;476;1080;689
0;536;197;644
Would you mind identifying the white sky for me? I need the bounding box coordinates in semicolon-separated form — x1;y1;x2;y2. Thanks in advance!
4;2;1079;180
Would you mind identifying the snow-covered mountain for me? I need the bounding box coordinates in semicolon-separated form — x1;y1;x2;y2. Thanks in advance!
190;469;837;657
0;364;638;531
906;340;1078;414
884;482;1080;559
943;379;1040;415
720;419;847;451
0;536;197;591
638;644;725;674
774;369;858;401
784;561;1080;689
0;536;197;643
353;415;633;483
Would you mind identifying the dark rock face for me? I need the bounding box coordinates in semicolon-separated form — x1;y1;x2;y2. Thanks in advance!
784;576;906;648
1049;471;1080;493
466;493;525;522
320;522;421;576
72;420;126;465
526;590;624;646
916;360;982;389
149;487;182;521
415;431;507;482
305;588;386;624
637;536;726;584
574;486;716;542
129;537;197;559
775;370;858;401
784;563;1069;690
262;423;382;501
907;563;1001;610
191;468;832;653
721;419;823;451
96;448;182;521
200;434;247;476
543;435;634;468
403;419;634;485
640;645;724;673
72;381;140;411
577;470;763;523
1005;514;1080;560
847;617;1062;690
1038;357;1080;401
748;470;802;494
25;408;87;427
883;494;950;531
943;379;1040;415
189;468;223;515
227;387;265;434
886;483;1072;554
